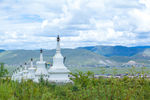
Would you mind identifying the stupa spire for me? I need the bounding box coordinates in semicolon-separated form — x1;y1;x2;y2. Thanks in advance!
40;49;43;62
30;58;33;68
24;62;27;70
17;67;20;72
56;35;61;53
15;69;17;74
57;35;60;42
20;65;23;71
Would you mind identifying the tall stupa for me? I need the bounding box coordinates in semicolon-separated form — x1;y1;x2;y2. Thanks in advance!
48;35;71;82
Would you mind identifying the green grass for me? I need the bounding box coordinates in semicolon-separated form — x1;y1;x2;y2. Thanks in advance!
0;71;150;100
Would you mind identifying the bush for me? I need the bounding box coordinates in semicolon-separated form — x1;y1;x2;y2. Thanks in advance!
0;71;150;100
0;63;8;77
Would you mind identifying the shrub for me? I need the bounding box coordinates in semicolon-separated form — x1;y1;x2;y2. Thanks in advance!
0;63;8;77
0;71;150;100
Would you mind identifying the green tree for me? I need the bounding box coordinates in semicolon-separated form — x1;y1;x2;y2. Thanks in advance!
0;63;8;77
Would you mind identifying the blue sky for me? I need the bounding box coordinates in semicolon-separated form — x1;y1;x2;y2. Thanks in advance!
0;0;150;50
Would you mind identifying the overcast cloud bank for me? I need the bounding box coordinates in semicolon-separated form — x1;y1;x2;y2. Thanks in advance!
0;0;150;49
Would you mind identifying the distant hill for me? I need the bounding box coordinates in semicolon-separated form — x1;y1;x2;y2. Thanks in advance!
0;49;116;68
79;45;150;66
1;46;150;71
0;49;5;53
79;46;150;57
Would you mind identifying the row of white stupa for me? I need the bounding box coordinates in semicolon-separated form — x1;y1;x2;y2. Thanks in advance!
11;35;71;83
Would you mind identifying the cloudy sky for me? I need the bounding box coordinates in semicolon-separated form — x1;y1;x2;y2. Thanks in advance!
0;0;150;50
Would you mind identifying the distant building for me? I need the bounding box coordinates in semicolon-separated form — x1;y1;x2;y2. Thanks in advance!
122;60;145;67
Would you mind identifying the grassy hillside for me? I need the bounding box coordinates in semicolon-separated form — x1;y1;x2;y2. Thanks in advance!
1;46;150;74
0;49;116;72
79;45;150;66
80;45;150;57
0;49;108;65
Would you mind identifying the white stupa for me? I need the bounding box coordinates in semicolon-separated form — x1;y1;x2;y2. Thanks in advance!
11;70;15;81
34;49;49;82
22;63;28;80
14;68;20;81
18;65;23;82
27;58;36;80
13;69;18;81
11;35;72;83
48;35;71;83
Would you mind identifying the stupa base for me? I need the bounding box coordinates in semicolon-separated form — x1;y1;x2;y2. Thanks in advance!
48;73;71;83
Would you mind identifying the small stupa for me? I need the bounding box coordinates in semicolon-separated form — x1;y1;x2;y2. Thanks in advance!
48;35;70;82
22;63;28;80
34;49;49;82
18;65;23;81
13;69;18;81
13;68;19;81
11;70;15;81
27;58;36;80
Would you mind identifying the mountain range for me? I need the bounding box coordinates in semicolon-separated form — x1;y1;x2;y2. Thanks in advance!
1;45;150;70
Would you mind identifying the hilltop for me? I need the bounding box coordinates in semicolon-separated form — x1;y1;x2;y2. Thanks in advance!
1;45;150;72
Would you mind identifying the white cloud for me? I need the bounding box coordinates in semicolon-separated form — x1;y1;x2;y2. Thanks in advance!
0;0;149;49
